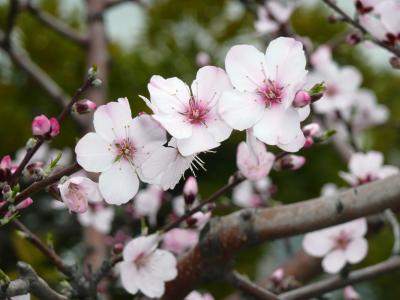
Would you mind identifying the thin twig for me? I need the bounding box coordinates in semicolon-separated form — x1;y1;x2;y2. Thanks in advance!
280;256;400;300
384;209;400;255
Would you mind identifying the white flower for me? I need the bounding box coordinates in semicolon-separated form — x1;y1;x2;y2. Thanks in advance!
339;151;399;186
255;1;295;35
75;98;167;205
232;177;272;208
120;234;177;298
310;46;362;115
142;66;233;156
303;218;368;274
58;176;102;213
133;185;163;225
218;37;309;152
237;130;275;181
185;291;215;300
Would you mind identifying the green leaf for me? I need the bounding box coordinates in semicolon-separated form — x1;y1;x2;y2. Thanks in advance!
309;82;326;96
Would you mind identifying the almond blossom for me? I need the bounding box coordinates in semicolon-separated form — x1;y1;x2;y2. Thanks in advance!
359;0;400;46
185;291;215;300
133;185;163;225
162;228;199;255
232;177;273;208
120;234;177;298
310;46;362;115
339;151;399;186
75;98;166;205
219;37;309;152
58;176;102;213
303;218;368;274
237;130;275;181
142;66;232;156
254;1;295;35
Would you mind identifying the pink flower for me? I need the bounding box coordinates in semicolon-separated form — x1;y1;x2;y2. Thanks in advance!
58;176;102;213
183;176;198;205
75;98;167;205
133;185;163;225
49;117;60;137
339;151;399;186
72;99;97;114
162;228;199;255
359;0;400;46
310;46;362;115
274;154;305;171
142;66;233;156
141;138;204;190
15;197;33;211
254;1;295;35
78;205;115;234
32;115;51;136
218;37;309;152
0;155;16;182
120;234;177;298
344;285;361;300
232;177;272;208
185;291;215;300
303;218;368;274
237;130;275;181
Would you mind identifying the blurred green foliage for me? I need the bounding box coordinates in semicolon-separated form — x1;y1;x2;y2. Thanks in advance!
1;0;400;299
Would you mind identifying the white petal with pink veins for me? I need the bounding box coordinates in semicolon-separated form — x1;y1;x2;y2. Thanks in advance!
253;106;301;146
303;231;335;257
219;90;264;131
225;44;266;92
120;261;139;295
177;126;220;156
191;66;232;106
146;250;177;281
345;238;368;264
322;249;347;273
153;114;192;139
75;132;115;172
93;101;133;142
99;160;139;205
136;267;166;298
148;76;190;114
278;133;305;153
205;108;232;142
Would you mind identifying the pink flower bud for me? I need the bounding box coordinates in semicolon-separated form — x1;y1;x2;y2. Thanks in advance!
0;155;13;182
183;176;198;205
0;155;12;170
15;197;33;210
303;136;314;148
270;268;285;285
0;201;7;209
293;91;311;108
32;115;51;136
274;155;306;171
343;286;361;300
302;123;321;137
346;33;362;45
196;52;211;67
72;99;97;115
49;117;60;137
112;243;124;254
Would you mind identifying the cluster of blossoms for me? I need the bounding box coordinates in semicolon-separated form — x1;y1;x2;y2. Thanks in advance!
254;1;296;36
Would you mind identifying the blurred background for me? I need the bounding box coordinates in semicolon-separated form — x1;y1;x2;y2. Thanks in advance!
1;0;400;299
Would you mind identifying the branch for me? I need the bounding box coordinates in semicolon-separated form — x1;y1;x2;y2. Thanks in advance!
384;209;400;255
26;2;88;46
280;256;400;300
227;271;279;300
0;262;68;300
321;0;400;58
2;0;19;50
161;173;400;299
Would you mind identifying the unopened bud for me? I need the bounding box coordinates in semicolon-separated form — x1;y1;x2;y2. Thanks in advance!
32;115;51;136
92;79;102;87
186;216;198;228
72;99;97;115
343;285;361;300
303;136;314;148
0;201;7;209
270;268;285;285
26;138;37;150
26;161;45;180
390;56;400;69
274;155;306;171
87;65;98;80
112;243;124;255
346;33;362;45
15;197;33;210
49;118;60;137
183;176;198;205
293;91;311;108
2;185;12;200
302;123;321;137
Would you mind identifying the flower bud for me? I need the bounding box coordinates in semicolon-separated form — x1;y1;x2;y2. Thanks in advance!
346;33;362;45
26;138;37;150
87;65;98;80
270;268;285;285
183;176;198;205
15;197;33;210
26;161;45;180
72;99;97;115
0;155;12;183
32;115;51;136
302;123;321;137
49;118;60;137
112;243;124;255
196;52;211;67
0;201;7;209
293;91;311;108
92;78;102;87
274;155;306;171
343;286;361;300
2;185;12;200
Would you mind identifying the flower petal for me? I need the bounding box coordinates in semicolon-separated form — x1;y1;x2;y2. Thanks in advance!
322;249;347;274
99;160;139;205
177;126;220;156
75;133;115;172
345;238;368;264
303;231;335;257
152;114;192;139
120;261;139;295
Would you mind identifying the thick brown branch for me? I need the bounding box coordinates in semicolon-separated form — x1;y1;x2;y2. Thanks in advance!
161;174;400;299
280;256;400;300
27;2;88;46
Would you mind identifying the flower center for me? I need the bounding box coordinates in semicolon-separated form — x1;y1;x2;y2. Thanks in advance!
184;97;209;124
115;139;135;161
258;81;283;106
358;174;377;185
334;230;351;249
